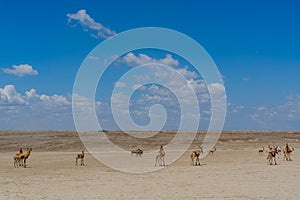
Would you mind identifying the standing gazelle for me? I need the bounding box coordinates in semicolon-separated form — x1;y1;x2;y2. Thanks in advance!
76;151;85;166
14;147;32;168
191;146;203;166
155;145;165;166
267;146;279;165
283;143;294;161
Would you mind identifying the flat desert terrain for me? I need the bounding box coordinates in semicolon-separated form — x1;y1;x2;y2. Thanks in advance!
0;130;300;199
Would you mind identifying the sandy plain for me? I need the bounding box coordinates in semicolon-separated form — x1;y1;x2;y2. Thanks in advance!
0;130;299;199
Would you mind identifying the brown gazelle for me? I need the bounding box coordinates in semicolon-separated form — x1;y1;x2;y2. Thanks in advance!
131;148;143;157
258;147;264;153
209;147;217;155
13;154;23;168
14;147;32;168
267;146;279;165
283;143;294;161
13;148;24;168
76;151;85;166
191;146;202;166
23;147;32;168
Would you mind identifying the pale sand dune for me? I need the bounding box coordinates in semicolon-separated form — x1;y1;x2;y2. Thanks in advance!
1;130;300;199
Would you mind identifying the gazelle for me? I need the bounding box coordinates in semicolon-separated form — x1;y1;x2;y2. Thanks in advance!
131;148;143;157
155;145;165;167
14;147;32;168
283;144;294;161
76;151;85;166
267;146;279;165
13;148;24;168
13;154;23;168
209;147;217;155
191;146;202;166
258;147;264;153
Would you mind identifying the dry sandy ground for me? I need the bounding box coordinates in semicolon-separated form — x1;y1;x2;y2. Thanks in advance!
0;130;300;199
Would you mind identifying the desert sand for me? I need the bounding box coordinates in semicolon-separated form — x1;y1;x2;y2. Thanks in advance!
1;130;300;199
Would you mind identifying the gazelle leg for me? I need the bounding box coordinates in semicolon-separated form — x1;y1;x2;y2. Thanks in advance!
14;158;17;168
155;155;159;166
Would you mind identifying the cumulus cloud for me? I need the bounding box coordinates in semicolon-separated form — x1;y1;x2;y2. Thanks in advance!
121;52;198;79
113;52;224;127
0;85;26;105
0;85;103;130
0;85;73;108
110;60;221;130
67;9;116;39
2;64;38;77
120;52;200;91
159;54;180;66
122;52;179;68
176;66;198;80
207;83;226;101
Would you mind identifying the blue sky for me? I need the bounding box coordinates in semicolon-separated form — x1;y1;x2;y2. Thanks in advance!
0;0;300;130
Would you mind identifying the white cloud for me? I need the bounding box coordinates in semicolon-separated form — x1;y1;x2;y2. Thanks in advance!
257;106;267;111
2;85;300;130
230;105;245;113
67;9;116;39
122;52;153;66
148;84;170;96
159;54;180;67
25;89;40;100
0;85;73;109
0;85;104;130
207;83;226;102
122;52;179;67
40;94;71;107
119;52;218;110
2;64;38;77
176;66;198;80
227;93;300;129
87;55;100;60
111;92;128;106
0;85;26;105
276;94;300;120
132;84;145;90
72;93;102;114
114;81;126;88
141;93;173;103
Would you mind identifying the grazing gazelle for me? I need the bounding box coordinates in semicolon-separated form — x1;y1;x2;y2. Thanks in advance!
209;147;217;155
131;148;143;157
76;151;85;166
258;147;264;153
